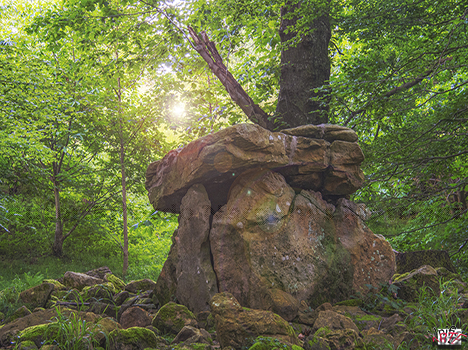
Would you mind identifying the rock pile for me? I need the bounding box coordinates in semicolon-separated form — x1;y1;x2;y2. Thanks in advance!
146;123;396;320
1;266;467;350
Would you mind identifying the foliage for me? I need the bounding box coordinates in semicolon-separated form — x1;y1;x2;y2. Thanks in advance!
126;199;178;281
406;279;467;349
42;306;108;350
338;0;468;269
0;271;44;320
1;0;467;296
353;281;406;314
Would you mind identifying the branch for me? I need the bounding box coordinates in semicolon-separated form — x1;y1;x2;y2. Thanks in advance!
388;208;467;237
343;56;454;126
451;238;468;257
187;26;275;130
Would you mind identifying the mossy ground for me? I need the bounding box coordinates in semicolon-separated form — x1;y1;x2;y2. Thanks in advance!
248;336;302;350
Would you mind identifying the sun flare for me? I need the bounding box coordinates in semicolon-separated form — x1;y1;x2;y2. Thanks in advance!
172;102;186;119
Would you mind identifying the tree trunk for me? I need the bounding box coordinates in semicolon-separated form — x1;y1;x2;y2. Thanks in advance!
120;135;129;276
276;0;331;127
52;162;64;257
116;72;129;277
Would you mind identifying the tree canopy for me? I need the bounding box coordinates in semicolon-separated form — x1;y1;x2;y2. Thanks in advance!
1;0;467;274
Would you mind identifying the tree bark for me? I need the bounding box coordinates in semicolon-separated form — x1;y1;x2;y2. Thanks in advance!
187;27;276;131
52;162;64;257
116;71;129;277
120;132;129;277
276;0;331;127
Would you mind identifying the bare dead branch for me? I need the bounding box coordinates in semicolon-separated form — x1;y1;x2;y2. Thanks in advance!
187;26;274;130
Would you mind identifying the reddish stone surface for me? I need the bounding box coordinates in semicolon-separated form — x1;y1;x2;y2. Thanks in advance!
120;306;152;329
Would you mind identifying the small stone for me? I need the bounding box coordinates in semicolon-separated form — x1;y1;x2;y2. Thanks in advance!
120;306;152;329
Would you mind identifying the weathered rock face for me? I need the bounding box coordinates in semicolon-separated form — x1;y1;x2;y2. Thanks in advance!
19;283;55;309
392;265;440;302
63;271;104;291
209;168;394;313
174;184;218;313
147;123;395;321
145;123;364;214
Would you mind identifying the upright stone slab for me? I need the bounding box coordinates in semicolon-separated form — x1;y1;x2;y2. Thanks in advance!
155;184;218;313
334;198;396;294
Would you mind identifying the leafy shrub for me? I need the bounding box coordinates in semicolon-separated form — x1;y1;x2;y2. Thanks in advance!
353;281;406;314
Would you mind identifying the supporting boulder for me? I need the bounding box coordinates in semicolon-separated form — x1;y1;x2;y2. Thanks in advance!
154;184;218;314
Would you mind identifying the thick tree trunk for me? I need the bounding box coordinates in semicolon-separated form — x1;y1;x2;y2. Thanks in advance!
276;1;331;127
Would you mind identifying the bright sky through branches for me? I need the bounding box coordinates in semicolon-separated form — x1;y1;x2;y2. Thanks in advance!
172;102;186;119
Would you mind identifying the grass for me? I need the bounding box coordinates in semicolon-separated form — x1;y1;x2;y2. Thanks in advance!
0;252;123;288
405;279;467;347
0;243;169;321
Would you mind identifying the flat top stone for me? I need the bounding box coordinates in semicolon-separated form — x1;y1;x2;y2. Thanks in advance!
145;123;363;214
281;124;358;142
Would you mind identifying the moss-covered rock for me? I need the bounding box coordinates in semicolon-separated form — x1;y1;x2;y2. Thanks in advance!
360;327;394;348
109;327;168;350
334;299;363;307
38;345;59;350
248;336;303;350
16;340;38;350
152;302;197;335
125;279;157;294
171;325;212;346
393;265;440;302
304;336;331;350
95;317;122;344
0;308;58;346
7;306;32;324
82;282;116;300
43;279;66;291
18;324;51;348
210;292;299;349
105;273;126;292
19;283;55;310
342;312;381;332
311;310;359;334
305;327;362;350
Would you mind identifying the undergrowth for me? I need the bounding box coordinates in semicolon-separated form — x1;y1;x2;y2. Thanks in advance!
405;279;468;349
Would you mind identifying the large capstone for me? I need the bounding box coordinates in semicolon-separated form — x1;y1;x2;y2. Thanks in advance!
145;123;364;214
